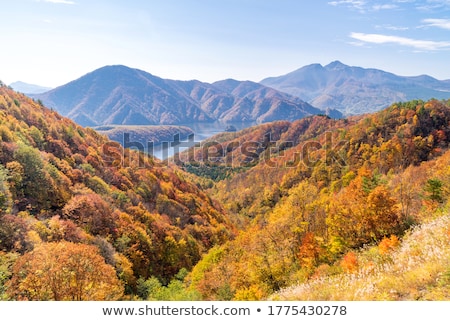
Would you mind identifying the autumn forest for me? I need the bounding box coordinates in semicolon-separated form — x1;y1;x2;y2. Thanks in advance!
0;81;449;301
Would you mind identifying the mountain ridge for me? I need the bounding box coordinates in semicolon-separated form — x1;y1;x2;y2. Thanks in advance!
260;60;450;115
9;81;52;94
33;65;340;127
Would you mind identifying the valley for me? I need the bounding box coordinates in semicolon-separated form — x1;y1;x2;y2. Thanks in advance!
1;62;450;302
3;2;450;319
94;121;255;160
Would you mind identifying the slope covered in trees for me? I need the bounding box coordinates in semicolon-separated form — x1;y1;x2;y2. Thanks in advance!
1;79;449;301
273;213;450;300
0;84;234;300
181;99;450;300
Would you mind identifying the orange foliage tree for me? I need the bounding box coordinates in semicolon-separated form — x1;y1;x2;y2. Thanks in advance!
340;251;358;273
7;242;123;300
62;193;117;237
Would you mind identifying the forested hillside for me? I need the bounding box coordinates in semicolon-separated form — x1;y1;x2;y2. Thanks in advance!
0;84;234;300
181;99;450;300
0;80;449;301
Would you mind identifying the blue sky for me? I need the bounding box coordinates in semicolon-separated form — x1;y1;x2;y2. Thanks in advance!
1;0;450;87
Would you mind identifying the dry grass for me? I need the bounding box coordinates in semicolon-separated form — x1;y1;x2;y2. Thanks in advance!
271;214;450;301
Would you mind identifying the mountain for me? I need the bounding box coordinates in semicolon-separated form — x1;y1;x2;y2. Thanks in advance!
32;65;341;127
9;81;52;94
260;61;450;115
32;65;212;126
211;79;342;121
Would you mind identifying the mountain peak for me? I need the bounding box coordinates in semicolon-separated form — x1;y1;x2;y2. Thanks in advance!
33;65;337;127
299;63;324;72
260;61;450;115
9;81;52;94
212;78;242;90
97;64;134;71
91;64;147;76
324;60;348;71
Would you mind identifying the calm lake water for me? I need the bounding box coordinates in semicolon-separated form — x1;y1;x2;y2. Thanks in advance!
142;121;256;160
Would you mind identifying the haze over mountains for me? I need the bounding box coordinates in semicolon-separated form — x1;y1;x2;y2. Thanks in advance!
32;62;450;127
261;61;450;115
34;65;338;127
9;81;52;94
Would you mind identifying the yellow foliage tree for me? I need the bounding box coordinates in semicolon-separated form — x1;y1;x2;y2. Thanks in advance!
327;172;400;248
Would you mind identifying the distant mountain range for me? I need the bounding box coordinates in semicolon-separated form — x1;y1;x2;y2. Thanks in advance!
33;65;339;127
9;81;52;94
260;61;450;115
31;62;450;124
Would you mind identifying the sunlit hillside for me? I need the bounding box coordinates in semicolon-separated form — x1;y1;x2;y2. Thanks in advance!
182;99;450;300
0;79;449;301
272;213;450;300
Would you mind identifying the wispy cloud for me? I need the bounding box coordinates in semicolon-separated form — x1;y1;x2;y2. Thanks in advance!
417;0;450;11
331;0;450;12
329;1;402;13
328;0;366;11
375;24;410;31
349;32;450;50
347;41;368;47
422;18;450;30
37;0;76;4
373;4;398;10
379;24;409;31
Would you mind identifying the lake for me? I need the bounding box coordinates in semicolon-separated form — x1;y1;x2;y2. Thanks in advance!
129;121;256;160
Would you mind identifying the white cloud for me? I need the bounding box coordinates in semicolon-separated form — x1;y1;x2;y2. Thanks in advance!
332;0;450;12
331;0;450;12
347;41;369;47
349;32;450;50
422;18;450;30
329;1;402;12
37;0;76;4
328;0;366;11
373;4;398;10
417;0;450;11
375;24;409;31
384;25;409;31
